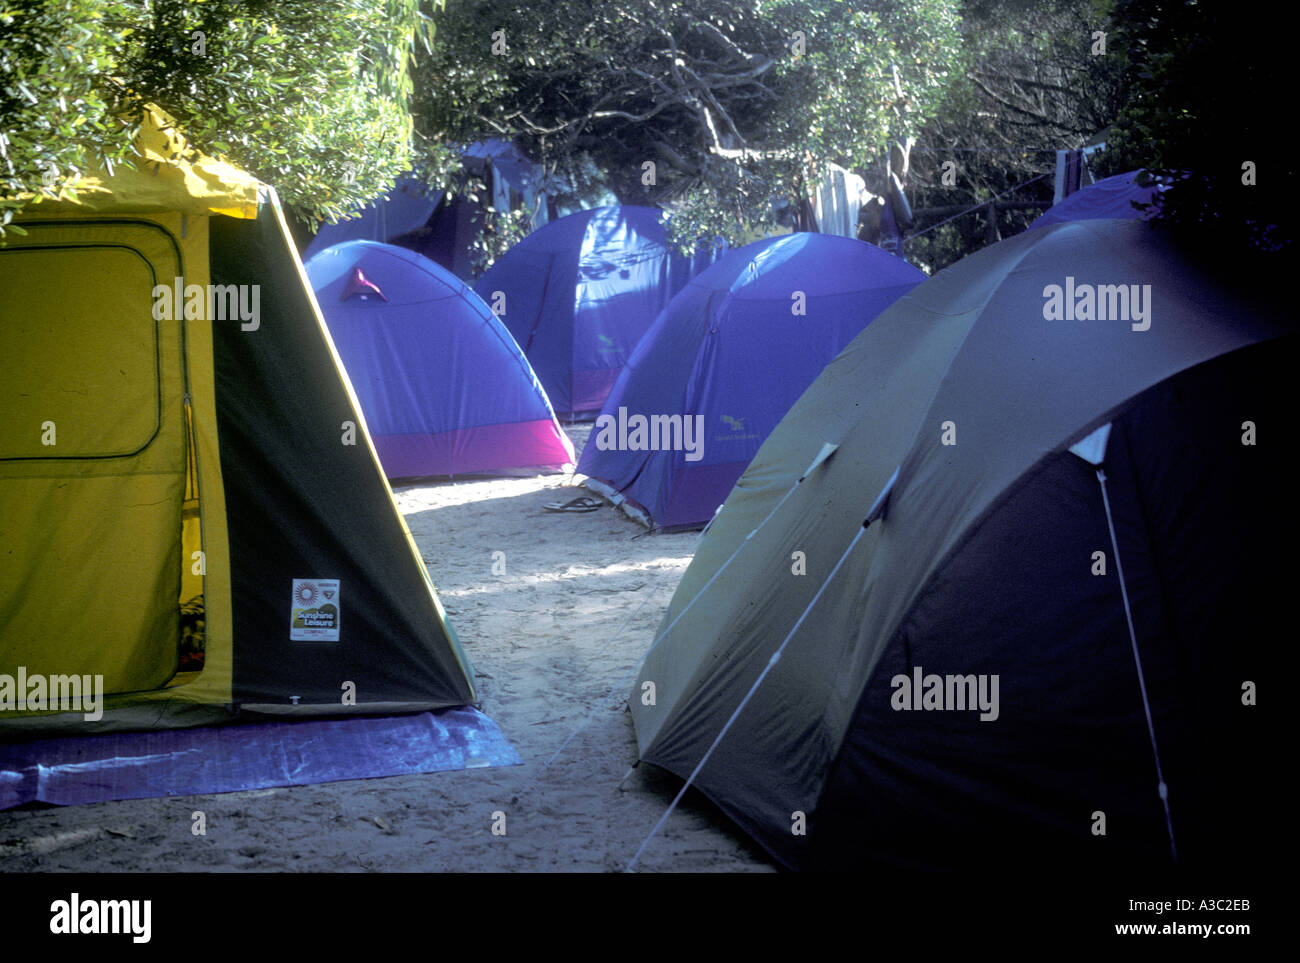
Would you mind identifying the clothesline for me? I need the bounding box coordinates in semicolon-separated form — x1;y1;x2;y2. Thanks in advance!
909;170;1053;238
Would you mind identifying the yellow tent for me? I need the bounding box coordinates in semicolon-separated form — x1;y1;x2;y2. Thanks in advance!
1;107;476;733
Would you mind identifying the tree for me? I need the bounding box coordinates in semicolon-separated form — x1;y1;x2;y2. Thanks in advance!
903;0;1124;272
1100;0;1294;268
1;0;435;238
413;0;963;251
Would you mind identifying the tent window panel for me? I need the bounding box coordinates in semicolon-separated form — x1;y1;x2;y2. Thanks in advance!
0;230;185;696
0;245;161;460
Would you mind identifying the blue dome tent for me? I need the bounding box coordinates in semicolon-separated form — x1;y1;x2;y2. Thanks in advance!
305;241;574;479
302;176;441;261
578;233;925;530
1029;169;1165;229
473;205;718;418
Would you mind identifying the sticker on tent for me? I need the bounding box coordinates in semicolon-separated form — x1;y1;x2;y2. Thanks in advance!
290;579;341;641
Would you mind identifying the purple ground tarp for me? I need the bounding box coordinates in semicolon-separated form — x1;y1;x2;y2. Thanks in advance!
0;707;520;809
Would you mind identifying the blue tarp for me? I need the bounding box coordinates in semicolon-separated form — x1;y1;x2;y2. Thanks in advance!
302;141;545;264
578;233;926;529
464;139;541;212
474;206;721;417
0;707;520;809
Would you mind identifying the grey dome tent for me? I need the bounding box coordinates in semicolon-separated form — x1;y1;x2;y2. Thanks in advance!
629;217;1288;872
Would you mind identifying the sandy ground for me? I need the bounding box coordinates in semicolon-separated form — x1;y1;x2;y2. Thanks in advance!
0;425;774;873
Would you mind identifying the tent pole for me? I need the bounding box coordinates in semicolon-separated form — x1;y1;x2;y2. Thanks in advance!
1096;467;1178;864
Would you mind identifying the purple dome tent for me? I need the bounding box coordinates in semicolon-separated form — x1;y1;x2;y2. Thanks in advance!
306;241;574;479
